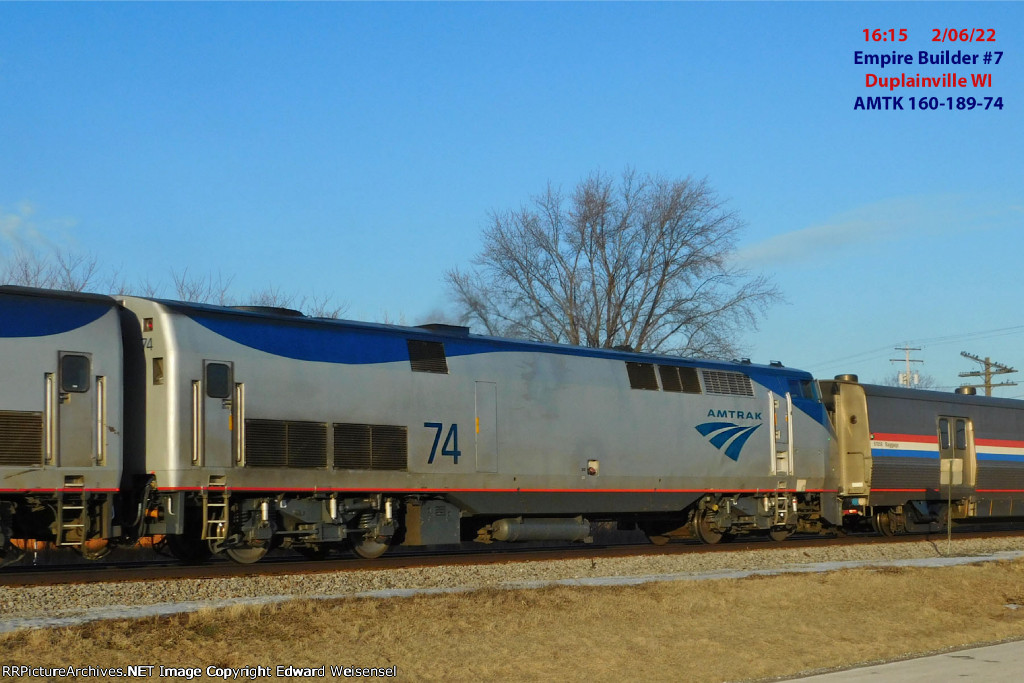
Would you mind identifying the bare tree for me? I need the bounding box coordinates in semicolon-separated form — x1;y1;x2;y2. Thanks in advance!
171;268;234;305
1;246;98;292
246;286;348;319
52;249;99;291
301;292;348;319
1;249;51;288
246;285;296;309
377;310;408;326
103;264;133;296
2;245;351;320
447;169;779;357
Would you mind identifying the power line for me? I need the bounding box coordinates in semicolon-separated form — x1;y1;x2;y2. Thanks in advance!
910;324;1024;347
807;323;1024;370
807;343;902;370
889;345;924;387
958;351;1018;396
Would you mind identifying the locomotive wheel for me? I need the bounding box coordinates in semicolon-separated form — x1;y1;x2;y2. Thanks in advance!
165;534;213;563
352;535;391;559
872;510;896;537
295;544;332;560
768;527;794;542
691;510;724;545
224;545;269;564
0;543;25;568
77;539;113;561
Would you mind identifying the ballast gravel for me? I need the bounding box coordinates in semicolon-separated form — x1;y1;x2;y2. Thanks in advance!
1;536;1023;632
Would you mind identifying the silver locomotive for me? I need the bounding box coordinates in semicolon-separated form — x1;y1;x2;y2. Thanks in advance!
3;285;1024;565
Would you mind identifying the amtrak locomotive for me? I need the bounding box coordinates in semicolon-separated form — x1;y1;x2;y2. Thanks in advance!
1;285;1023;565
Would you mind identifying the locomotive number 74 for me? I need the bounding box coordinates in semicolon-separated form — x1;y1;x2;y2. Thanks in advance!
424;422;462;464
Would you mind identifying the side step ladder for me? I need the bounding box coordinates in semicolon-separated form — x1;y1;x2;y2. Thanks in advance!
56;492;87;549
772;489;790;525
201;486;229;542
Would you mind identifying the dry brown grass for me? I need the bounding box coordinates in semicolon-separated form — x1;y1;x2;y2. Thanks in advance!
4;560;1024;682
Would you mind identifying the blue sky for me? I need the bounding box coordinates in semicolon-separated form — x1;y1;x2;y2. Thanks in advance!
1;2;1021;392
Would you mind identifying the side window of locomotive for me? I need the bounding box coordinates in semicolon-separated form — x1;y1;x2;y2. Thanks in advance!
938;418;951;450
60;354;91;393
206;363;232;399
955;419;967;451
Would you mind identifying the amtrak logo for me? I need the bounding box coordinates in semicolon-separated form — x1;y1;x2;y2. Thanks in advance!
695;422;762;462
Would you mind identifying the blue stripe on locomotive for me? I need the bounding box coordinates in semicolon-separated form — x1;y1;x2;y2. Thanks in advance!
0;294;110;337
172;303;828;425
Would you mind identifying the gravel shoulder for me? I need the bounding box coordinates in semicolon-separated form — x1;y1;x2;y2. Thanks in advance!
2;535;1023;633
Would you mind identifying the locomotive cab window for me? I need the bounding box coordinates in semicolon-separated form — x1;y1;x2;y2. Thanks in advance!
60;354;91;393
205;363;232;399
788;379;817;401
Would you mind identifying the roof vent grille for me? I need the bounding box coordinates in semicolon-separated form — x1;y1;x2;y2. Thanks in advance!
701;370;754;396
408;340;449;373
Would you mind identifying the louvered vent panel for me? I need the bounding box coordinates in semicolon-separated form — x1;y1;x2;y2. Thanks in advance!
245;420;287;467
660;366;702;394
334;423;372;469
626;362;659;391
370;425;408;471
659;366;683;392
0;411;44;466
286;421;328;468
334;423;408;471
679;367;702;393
701;370;755;396
408;340;449;373
245;420;327;468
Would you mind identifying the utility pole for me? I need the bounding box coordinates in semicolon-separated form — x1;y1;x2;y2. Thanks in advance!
890;345;924;387
958;351;1018;396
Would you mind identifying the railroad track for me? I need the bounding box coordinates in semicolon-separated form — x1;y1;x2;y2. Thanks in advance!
3;526;1024;588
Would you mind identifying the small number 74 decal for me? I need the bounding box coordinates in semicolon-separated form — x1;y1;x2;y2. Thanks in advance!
424;422;462;464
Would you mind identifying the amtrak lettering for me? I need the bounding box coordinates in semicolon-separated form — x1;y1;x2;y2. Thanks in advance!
706;409;762;420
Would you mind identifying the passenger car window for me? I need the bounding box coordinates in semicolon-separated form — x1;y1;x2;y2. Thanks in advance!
938;418;950;450
60;354;91;393
955;419;967;451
